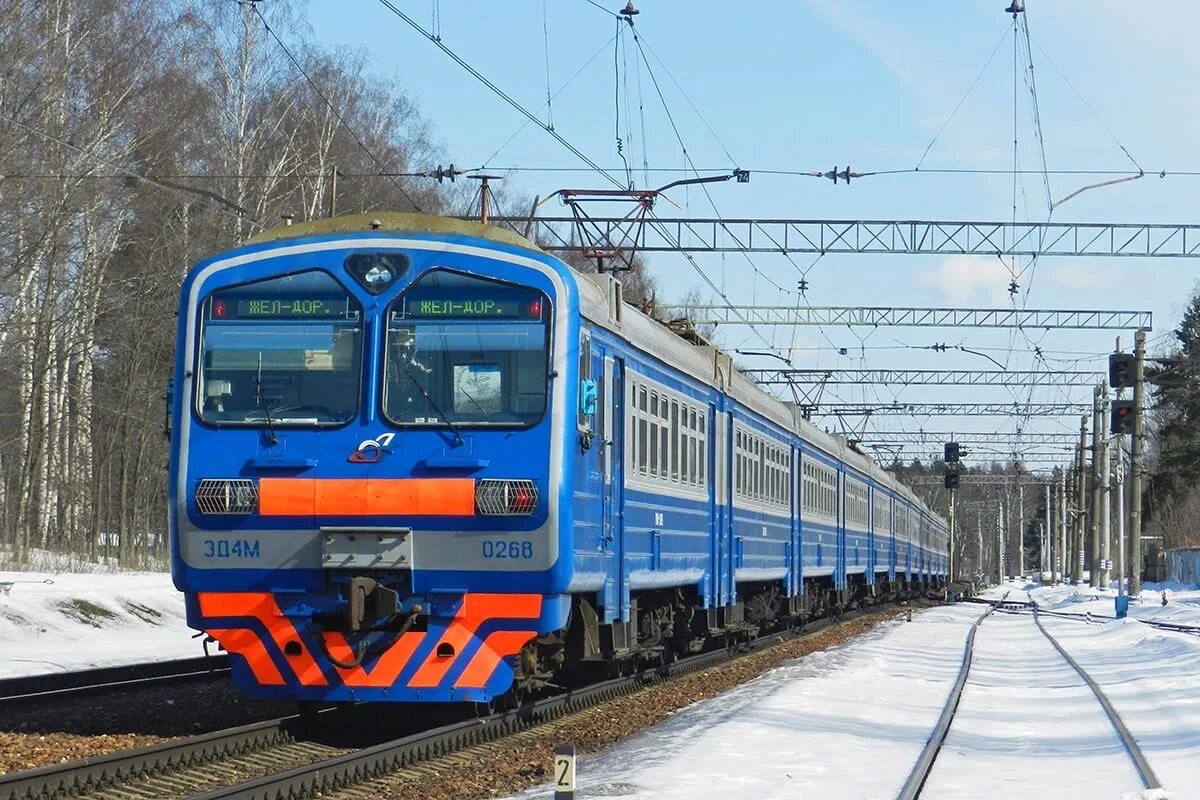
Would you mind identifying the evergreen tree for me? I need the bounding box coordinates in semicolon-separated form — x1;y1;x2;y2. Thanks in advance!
1148;292;1200;504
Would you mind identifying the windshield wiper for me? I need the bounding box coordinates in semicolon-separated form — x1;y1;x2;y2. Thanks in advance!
255;354;278;445
400;361;464;446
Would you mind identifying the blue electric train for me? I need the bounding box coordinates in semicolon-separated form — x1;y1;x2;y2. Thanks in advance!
168;213;948;704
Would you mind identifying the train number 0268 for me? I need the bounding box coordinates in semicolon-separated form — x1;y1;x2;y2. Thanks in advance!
481;540;534;560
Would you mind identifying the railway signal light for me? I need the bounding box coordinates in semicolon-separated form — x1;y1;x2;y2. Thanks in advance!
1109;352;1136;389
944;471;960;490
944;442;960;462
1111;399;1136;435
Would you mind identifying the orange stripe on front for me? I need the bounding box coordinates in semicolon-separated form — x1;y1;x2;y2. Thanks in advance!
258;478;315;516
258;478;475;516
206;627;286;685
198;592;328;686
454;630;537;689
321;630;426;687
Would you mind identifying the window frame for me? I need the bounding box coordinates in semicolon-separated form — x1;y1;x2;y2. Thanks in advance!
194;267;363;431
381;268;553;431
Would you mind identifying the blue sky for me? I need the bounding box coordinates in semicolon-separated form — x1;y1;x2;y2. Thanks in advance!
302;1;1200;465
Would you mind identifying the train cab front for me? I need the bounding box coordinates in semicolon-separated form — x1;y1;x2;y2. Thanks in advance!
170;222;574;704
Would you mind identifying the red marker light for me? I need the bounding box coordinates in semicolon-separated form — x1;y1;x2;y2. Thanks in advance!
527;299;542;318
213;301;226;318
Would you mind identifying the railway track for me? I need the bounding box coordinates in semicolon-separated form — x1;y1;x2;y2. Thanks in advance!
0;601;912;800
897;594;1162;800
981;593;1200;637
0;655;230;710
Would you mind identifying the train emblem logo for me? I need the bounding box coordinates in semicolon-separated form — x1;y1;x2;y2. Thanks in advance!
348;432;395;463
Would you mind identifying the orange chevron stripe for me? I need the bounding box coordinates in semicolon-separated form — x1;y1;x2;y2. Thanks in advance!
198;592;328;686
205;627;285;685
454;630;537;689
320;631;426;688
408;593;542;689
257;478;476;516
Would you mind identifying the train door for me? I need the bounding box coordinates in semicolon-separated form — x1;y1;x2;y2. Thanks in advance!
707;401;723;610
713;409;734;609
888;497;897;580
600;355;627;623
836;470;847;591
791;447;802;599
866;485;876;584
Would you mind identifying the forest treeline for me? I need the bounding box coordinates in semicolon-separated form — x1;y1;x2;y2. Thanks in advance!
1;1;1195;568
0;0;666;565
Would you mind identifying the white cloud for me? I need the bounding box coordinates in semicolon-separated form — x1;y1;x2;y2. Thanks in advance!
918;255;1014;306
1039;264;1119;291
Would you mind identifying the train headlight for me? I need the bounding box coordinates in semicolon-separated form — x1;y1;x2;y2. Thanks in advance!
475;479;538;516
346;252;409;295
195;479;258;515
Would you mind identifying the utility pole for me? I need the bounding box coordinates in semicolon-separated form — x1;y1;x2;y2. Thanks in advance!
1075;416;1087;583
1099;382;1111;588
1117;450;1127;596
1046;479;1055;584
976;513;983;582
998;502;1005;584
1059;469;1068;584
1090;386;1102;587
328;165;339;218
948;489;956;599
1018;484;1025;578
1129;329;1146;594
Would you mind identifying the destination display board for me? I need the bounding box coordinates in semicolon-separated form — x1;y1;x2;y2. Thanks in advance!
208;296;352;320
401;293;544;320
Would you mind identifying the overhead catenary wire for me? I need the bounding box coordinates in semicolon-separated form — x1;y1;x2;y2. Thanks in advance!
377;0;785;358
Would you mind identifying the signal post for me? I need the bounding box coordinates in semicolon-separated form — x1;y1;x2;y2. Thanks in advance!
944;442;959;599
1130;330;1146;594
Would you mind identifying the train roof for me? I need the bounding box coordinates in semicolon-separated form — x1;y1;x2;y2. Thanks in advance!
234;212;943;526
242;212;545;254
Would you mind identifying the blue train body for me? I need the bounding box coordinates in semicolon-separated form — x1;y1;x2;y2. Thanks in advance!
168;214;948;704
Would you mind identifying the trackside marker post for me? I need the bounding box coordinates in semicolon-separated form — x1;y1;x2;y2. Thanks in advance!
554;743;576;799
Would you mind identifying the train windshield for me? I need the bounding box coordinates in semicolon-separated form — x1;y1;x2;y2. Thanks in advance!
384;270;550;428
197;271;362;426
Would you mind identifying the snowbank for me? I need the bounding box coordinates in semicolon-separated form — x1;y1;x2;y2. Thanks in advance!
0;570;201;678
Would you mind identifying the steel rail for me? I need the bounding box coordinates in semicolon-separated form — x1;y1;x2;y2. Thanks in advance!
1032;607;1162;791
0;714;304;800
189;604;911;800
992;598;1200;636
0;655;230;709
894;601;997;800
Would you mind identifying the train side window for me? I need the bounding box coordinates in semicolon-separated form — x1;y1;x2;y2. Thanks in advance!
670;400;680;482
658;402;669;480
577;334;591;429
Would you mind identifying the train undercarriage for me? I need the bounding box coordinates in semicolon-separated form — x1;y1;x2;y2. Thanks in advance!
507;574;945;699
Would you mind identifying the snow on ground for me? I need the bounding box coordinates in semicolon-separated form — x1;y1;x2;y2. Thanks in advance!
503;607;987;800
500;599;1200;800
0;569;201;678
920;611;1144;799
980;578;1200;626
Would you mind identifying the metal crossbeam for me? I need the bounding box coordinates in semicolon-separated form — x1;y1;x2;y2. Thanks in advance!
860;431;1079;446
658;305;1152;331
902;474;1056;485
880;451;1074;466
747;369;1098;386
810;403;1090;416
504;217;1200;258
